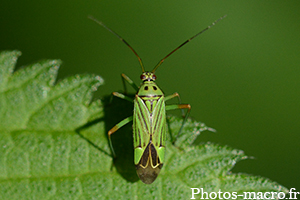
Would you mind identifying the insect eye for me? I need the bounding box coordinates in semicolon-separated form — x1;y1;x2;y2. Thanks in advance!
140;74;146;80
152;75;156;80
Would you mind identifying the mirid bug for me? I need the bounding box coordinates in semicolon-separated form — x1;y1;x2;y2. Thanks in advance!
89;15;226;184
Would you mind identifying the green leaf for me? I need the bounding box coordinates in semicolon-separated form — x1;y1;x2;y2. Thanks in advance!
0;51;288;199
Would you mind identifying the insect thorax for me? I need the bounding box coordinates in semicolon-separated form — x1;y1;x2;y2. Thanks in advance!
137;81;164;113
138;81;163;96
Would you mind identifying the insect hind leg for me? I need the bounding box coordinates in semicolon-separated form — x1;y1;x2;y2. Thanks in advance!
108;116;133;157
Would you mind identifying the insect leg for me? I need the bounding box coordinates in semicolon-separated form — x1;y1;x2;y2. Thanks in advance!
121;73;139;93
165;104;191;144
110;73;138;103
108;116;133;157
112;92;133;102
165;93;185;117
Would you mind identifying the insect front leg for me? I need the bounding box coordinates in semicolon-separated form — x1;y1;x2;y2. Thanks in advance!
165;92;185;117
121;73;139;94
112;92;133;102
165;103;191;145
108;116;133;157
110;73;138;103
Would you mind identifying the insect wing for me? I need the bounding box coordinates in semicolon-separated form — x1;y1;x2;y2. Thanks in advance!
133;95;151;164
151;95;166;164
133;95;166;184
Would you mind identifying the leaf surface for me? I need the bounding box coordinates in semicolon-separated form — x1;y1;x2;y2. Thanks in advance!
0;51;288;199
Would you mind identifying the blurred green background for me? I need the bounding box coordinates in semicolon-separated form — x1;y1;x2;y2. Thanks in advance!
1;0;299;191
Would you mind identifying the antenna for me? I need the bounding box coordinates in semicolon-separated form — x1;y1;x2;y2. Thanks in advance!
151;15;227;73
88;15;145;72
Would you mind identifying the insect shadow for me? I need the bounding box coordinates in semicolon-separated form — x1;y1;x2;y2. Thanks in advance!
103;93;139;182
75;93;139;183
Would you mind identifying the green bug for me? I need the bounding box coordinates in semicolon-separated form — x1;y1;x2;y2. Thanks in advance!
89;16;225;184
